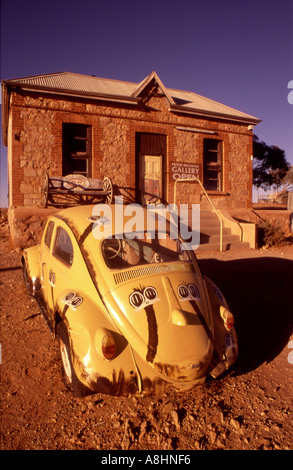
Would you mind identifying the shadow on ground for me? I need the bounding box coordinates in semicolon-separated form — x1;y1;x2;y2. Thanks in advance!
198;256;293;375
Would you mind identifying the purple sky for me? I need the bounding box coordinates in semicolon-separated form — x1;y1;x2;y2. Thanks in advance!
1;0;292;206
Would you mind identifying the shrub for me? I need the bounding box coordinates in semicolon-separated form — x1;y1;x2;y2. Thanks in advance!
257;220;287;247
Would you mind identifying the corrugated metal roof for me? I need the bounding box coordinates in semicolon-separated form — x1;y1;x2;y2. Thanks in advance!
169;88;258;121
5;72;137;96
2;71;260;123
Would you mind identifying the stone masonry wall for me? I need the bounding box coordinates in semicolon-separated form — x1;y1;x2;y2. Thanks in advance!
8;90;254;211
228;133;253;209
99;118;130;187
19;106;56;206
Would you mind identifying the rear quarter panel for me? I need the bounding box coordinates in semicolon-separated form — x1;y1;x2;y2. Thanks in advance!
56;290;138;395
204;276;238;363
22;245;41;292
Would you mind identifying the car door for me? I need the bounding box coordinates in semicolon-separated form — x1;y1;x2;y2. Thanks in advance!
41;222;75;322
50;225;75;309
40;220;56;324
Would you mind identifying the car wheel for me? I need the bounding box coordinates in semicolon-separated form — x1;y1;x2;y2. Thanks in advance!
56;322;90;397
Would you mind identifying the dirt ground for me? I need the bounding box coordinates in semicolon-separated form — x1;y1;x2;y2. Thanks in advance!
0;219;292;452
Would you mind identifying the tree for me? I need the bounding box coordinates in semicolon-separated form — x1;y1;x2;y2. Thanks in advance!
253;135;290;191
282;165;293;191
274;165;293;202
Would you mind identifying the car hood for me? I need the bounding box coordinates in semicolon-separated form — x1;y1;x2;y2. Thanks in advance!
103;267;214;381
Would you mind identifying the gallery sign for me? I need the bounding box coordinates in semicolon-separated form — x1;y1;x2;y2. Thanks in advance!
170;162;202;182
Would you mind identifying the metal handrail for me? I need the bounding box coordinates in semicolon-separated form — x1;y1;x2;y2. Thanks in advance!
173;177;223;252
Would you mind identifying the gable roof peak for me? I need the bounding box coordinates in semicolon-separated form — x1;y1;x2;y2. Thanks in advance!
132;71;175;105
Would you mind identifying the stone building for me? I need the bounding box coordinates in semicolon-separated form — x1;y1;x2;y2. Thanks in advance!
2;71;261;249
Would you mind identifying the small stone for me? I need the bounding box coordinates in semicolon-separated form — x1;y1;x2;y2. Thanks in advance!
170;410;181;430
230;418;241;431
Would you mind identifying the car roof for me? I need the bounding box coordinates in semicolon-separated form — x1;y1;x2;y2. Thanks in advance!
53;204;176;243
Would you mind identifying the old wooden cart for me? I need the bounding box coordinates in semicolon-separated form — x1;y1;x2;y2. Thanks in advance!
42;173;114;208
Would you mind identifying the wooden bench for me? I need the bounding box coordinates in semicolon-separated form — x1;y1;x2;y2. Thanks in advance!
42;173;114;208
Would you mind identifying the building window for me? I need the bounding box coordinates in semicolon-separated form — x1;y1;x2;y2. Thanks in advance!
62;123;92;177
203;139;223;191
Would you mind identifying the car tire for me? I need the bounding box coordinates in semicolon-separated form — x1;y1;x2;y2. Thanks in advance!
56;322;90;397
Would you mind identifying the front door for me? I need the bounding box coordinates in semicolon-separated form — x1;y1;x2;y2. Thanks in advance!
136;133;166;206
141;154;163;205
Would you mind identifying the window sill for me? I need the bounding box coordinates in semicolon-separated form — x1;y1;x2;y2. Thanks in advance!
205;191;230;196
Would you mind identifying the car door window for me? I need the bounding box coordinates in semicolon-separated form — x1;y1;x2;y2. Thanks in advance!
44;221;55;248
53;227;74;266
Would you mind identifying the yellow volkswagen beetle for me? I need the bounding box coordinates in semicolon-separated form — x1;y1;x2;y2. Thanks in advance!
22;204;238;397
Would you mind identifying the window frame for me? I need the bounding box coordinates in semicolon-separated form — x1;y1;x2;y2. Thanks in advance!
44;221;55;249
52;226;74;267
62;123;92;177
203;138;223;192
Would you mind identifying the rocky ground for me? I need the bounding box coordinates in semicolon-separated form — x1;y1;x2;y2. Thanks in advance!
0;218;292;453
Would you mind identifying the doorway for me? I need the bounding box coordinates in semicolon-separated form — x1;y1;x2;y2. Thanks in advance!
136;133;166;205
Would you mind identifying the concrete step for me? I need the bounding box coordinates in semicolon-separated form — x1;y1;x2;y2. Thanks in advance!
200;210;220;222
183;208;255;252
200;225;232;236
200;232;239;244
198;209;250;252
196;240;251;252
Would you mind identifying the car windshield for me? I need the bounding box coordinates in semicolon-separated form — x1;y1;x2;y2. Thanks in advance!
102;231;193;269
